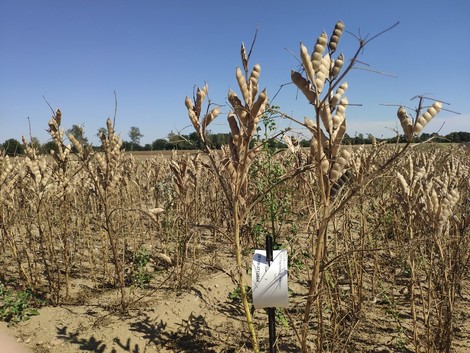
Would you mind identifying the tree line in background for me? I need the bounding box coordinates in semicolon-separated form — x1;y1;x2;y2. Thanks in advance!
1;123;469;156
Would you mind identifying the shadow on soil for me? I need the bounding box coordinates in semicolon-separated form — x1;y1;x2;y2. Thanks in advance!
56;313;221;353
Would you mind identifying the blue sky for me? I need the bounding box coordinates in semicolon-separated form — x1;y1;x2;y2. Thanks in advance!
1;0;469;145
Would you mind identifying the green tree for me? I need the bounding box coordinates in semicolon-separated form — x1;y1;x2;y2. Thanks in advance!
2;138;24;156
128;126;143;145
152;139;169;150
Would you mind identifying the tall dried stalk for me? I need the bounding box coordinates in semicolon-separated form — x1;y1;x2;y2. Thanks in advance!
184;43;268;352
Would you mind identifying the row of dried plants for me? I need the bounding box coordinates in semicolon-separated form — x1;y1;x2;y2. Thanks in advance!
0;20;468;353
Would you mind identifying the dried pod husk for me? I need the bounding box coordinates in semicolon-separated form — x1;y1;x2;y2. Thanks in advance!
396;171;410;196
227;113;240;145
332;97;348;129
250;64;261;86
187;106;200;133
228;89;248;126
202;106;220;131
413;101;442;134
330;147;352;181
315;54;330;94
304;118;329;149
249;64;261;101
251;88;268;124
195;86;207;117
320;104;333;133
328;20;345;52
312;32;328;72
291;71;316;103
330;169;352;199
330;82;348;109
397;106;413;139
236;68;251;106
310;136;329;174
330;53;344;79
331;119;346;157
240;42;248;72
300;44;315;83
68;133;84;154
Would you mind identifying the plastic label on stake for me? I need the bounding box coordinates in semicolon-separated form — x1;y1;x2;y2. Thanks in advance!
252;249;288;309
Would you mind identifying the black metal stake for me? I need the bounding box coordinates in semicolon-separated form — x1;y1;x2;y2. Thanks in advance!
266;234;277;353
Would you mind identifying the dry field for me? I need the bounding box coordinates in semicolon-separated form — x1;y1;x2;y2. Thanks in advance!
1;21;469;353
0;142;469;353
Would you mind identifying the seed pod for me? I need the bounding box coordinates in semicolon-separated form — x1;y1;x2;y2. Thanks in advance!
397;106;413;139
314;54;330;94
249;64;261;100
328;20;345;52
300;43;315;83
312;32;328;72
304;117;329;149
202;106;220;130
396;171;410;196
320;104;333;133
106;118;114;138
413;101;442;134
332;97;348;128
330;82;348;109
195;86;207;117
331;119;346;157
291;71;316;103
330;147;351;181
68;133;84;154
185;96;194;111
330;53;344;79
251;88;268;123
236;68;251;106
310;137;329;175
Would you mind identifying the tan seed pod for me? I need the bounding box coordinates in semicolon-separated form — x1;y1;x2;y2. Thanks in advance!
310;137;329;175
396;171;410;196
300;44;315;83
314;54;330;94
413;101;442;134
195;87;207;117
331;119;346;157
397;106;413;139
330;53;344;79
332;97;348;128
312;32;328;72
202;106;220;130
320;104;333;133
184;96;194;111
250;76;259;100
304;117;329;149
291;71;316;103
330;147;351;181
236;68;251;106
330;82;348;109
250;64;261;84
68;133;84;154
251;88;267;122
328;21;345;52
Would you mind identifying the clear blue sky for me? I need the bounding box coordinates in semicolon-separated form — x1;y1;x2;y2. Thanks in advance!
1;0;469;145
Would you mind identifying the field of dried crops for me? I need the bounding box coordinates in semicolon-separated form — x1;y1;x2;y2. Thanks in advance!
1;20;470;353
1;140;469;353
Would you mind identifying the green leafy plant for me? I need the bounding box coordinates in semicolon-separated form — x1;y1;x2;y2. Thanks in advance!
129;247;154;289
0;283;40;325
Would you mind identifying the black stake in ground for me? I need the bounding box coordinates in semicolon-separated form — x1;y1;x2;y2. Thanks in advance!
266;234;277;353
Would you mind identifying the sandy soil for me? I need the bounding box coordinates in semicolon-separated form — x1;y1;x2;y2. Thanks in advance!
2;256;469;353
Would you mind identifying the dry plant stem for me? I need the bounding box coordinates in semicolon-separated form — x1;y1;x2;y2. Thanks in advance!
234;199;260;353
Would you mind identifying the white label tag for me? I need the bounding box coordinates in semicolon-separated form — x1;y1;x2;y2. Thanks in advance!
252;249;288;309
